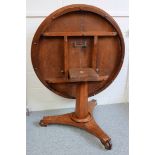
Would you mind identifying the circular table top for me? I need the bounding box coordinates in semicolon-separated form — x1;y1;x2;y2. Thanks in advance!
31;4;125;99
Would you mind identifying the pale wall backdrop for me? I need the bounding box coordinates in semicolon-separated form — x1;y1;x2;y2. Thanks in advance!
26;0;129;111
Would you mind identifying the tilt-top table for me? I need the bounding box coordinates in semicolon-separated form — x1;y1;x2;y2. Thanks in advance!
31;4;125;150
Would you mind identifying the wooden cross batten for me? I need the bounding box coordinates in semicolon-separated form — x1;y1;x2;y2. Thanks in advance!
42;31;117;37
42;31;117;78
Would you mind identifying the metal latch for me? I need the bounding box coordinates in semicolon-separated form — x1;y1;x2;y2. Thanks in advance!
73;40;87;48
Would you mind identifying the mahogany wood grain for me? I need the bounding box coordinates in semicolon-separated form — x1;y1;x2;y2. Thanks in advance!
75;82;88;119
69;68;98;79
92;36;98;70
64;36;69;77
31;4;125;99
40;100;112;149
45;75;109;84
31;4;125;150
42;31;117;37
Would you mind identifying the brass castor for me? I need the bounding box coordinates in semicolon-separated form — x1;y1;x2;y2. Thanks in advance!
101;140;112;150
39;120;47;127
